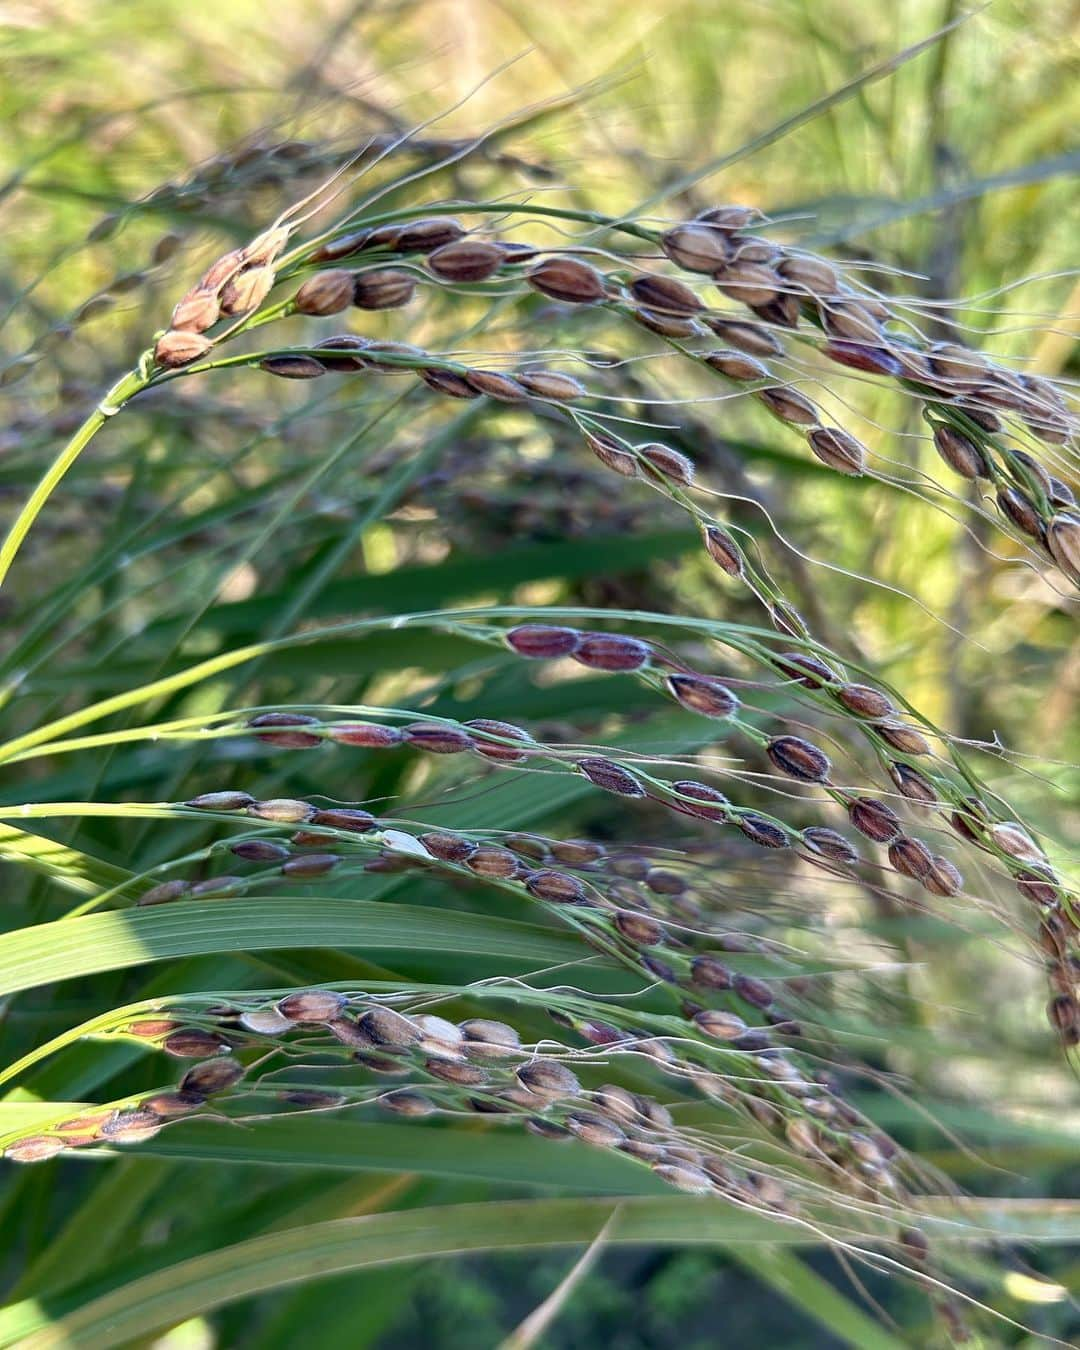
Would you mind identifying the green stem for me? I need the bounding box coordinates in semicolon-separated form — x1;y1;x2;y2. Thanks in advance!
0;363;150;591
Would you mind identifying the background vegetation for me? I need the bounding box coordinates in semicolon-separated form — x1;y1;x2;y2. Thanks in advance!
0;1;1077;1345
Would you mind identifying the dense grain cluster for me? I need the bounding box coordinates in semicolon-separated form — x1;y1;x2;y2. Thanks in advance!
3;117;1074;1348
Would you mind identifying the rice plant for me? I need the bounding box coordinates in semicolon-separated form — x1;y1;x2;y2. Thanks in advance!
0;4;1077;1346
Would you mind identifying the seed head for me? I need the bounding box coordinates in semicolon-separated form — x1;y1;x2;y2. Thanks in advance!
702;525;745;576
693;1009;746;1040
403;722;473;754
635;305;702;337
465;718;533;763
5;1135;66;1163
427;239;503;282
517;369;586;401
418;1020;465;1061
888;763;937;806
802;827;860;864
231;839;290;862
260;355;326;380
706;319;783;356
527;257;606;303
126;1018;181;1038
574;632;650;671
1047;514;1080;583
189;876;242;898
932;424;990;480
671;780;728;822
358;1006;422;1048
824;341;902;376
714;260;781;308
248;798;315;823
171;287;220;333
591;1084;642;1125
142;1090;206;1117
291;830;335;849
775;650;836;689
838;683;894;718
393;217;465;252
666;673;739;718
220;265;274;315
1014;866;1059;907
613;909;665;946
771;602;808;638
313;334;371;370
1047;995;1079;1033
137;880;189;907
248;711;322;749
733;973;774;1009
848;797;902;843
506;624;581;658
459;371;526;404
295;269;354;315
640;442;695;486
180;1057;245;1095
420;832;476;862
154;330;212;367
887;836;934;880
425;1058;488;1086
239;1007;293;1034
277;990;348;1022
461;1019;522;1058
322;1016;373;1050
922;855;964;896
566;1112;626;1148
777;254;839;296
996;486;1044;538
516;1058;581;1100
577;756;647;797
524;869;588;904
198;248;245;291
690;955;734;989
766;735;831;783
808;426;866;475
661;223;730;273
466;845;519;878
352;269;416;310
990;821;1044;864
820;298;882;343
586;431;639;477
645;868;685;896
703;348;769;381
737;814;790;848
100;1109;162;1143
282;853;340;877
242;226;289;268
550;838;605;865
310;808;377;832
964;405;1003;432
380;1088;436;1117
310;228;372;263
420;367;479;398
878;721;932;756
697;204;759;230
629;273;703;315
152;232;182;264
162;1029;230;1058
327;722;403;747
186;790;254;811
756;386;819;427
281;1090;348;1108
